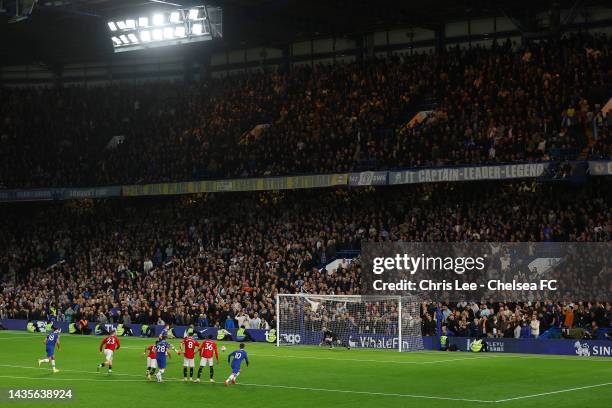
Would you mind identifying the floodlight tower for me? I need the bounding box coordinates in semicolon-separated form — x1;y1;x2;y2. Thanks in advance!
106;2;222;53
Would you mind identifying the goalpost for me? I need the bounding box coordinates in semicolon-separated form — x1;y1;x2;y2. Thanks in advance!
276;294;423;352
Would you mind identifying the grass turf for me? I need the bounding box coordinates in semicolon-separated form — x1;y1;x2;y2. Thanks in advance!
0;331;610;407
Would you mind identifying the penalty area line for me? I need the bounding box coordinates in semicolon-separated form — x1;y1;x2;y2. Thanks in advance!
235;382;494;403
0;374;159;383
249;352;495;365
0;370;494;403
494;382;612;403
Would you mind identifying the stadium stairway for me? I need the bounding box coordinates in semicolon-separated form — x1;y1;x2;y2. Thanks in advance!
578;126;596;160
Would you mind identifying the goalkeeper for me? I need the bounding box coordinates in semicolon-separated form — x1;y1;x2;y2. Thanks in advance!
320;327;350;349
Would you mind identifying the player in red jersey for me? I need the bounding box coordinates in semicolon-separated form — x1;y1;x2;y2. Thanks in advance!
97;329;120;374
178;335;199;381
195;335;219;383
144;344;158;380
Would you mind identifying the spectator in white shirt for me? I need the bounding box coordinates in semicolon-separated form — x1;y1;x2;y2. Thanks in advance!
249;313;262;329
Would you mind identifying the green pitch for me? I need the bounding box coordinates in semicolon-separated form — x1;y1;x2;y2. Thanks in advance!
0;331;610;407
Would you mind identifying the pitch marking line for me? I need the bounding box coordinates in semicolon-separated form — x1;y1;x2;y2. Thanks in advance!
248;353;495;365
494;382;612;403
0;372;493;403
118;346;495;365
1;333;611;364
1;365;610;404
235;382;494;403
0;335;44;340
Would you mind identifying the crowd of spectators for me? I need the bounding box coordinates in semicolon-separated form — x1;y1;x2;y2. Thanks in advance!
0;180;609;338
1;34;610;189
423;301;611;340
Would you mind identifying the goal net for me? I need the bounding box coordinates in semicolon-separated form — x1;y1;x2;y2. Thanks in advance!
276;294;423;352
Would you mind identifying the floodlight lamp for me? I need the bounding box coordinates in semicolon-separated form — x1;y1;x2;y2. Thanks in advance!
188;9;199;20
116;20;126;30
153;14;164;26
140;30;152;42
125;19;136;30
128;33;139;43
175;26;186;37
192;23;202;35
119;35;129;44
152;29;163;41
139;17;149;27
108;22;117;31
170;11;181;23
164;27;174;39
111;36;122;45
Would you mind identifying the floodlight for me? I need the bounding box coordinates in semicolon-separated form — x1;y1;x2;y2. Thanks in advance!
153;14;164;26
152;29;163;40
163;27;174;39
170;11;180;23
188;9;199;20
108;4;221;52
140;30;152;42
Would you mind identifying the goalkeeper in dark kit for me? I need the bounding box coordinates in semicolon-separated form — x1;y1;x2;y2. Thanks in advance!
320;327;351;349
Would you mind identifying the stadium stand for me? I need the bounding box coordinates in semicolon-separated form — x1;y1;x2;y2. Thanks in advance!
0;33;609;189
1;180;609;339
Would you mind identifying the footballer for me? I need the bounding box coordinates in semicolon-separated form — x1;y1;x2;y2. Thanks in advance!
225;343;249;386
320;327;350;349
144;343;158;380
196;335;219;383
97;329;121;373
178;334;199;381
38;326;61;373
154;335;175;382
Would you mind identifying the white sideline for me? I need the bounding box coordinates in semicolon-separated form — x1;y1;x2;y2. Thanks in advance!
0;371;494;403
235;382;494;403
0;375;157;383
0;364;610;403
0;364;146;378
494;382;612;403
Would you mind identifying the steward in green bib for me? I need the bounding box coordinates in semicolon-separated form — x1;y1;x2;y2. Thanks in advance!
141;324;153;337
470;339;488;352
235;326;247;341
266;329;277;343
440;335;448;351
217;329;230;341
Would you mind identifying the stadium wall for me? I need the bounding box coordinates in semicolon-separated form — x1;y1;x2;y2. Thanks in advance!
2;319;611;357
0;161;610;202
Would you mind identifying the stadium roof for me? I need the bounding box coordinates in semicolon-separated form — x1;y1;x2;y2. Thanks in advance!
0;0;609;65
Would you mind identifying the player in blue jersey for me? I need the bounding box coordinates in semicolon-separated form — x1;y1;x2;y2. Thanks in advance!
224;343;249;386
154;335;175;382
38;327;61;373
